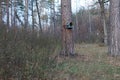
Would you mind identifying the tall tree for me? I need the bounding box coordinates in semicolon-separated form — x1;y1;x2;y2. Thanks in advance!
31;0;34;32
98;0;108;45
36;0;42;32
61;0;74;56
0;1;2;22
52;0;56;35
10;0;13;26
48;0;56;35
109;0;120;56
13;0;16;27
75;0;79;40
25;0;28;29
6;0;9;31
12;0;24;27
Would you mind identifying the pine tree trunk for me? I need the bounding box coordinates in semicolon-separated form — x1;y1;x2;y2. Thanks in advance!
109;0;120;56
61;0;74;56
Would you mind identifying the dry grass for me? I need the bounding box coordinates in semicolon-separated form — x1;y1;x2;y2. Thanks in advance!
51;43;120;80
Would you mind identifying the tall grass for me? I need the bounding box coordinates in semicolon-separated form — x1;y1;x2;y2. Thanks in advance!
0;23;60;80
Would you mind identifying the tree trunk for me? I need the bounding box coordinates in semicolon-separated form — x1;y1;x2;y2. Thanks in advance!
36;0;42;32
75;0;79;41
109;0;120;56
13;0;16;27
98;0;108;45
31;0;34;32
88;7;92;34
53;1;56;35
6;0;9;32
25;0;28;29
0;2;2;22
61;0;74;56
11;0;13;27
13;0;17;40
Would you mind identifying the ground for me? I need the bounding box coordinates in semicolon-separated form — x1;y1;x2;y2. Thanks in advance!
50;43;120;80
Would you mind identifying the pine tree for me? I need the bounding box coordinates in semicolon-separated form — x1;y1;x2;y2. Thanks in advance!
61;0;74;56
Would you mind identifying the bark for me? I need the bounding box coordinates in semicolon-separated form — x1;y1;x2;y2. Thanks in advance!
13;0;16;27
88;7;92;34
11;0;12;27
31;0;34;32
50;7;52;33
25;0;28;29
15;10;24;26
36;0;42;32
12;0;17;40
0;1;2;22
61;0;74;56
53;1;56;35
50;1;56;35
98;0;108;45
31;0;35;54
75;0;79;41
6;0;9;32
109;0;120;56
